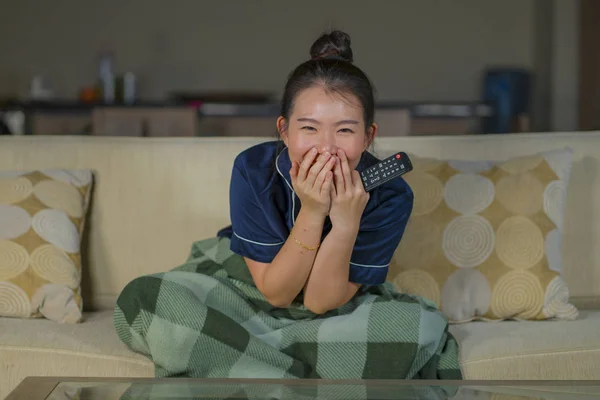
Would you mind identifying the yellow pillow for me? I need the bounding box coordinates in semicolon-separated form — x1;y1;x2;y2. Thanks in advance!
0;169;92;323
388;148;578;323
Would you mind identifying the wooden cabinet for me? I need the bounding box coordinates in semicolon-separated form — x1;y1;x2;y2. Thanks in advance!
17;104;480;137
30;112;91;135
92;107;198;137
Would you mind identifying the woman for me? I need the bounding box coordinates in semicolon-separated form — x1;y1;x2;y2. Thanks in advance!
221;31;413;315
114;31;462;383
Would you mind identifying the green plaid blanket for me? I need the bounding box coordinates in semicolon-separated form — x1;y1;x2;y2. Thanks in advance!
113;237;462;385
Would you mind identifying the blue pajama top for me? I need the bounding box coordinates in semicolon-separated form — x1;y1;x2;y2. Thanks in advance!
217;141;413;285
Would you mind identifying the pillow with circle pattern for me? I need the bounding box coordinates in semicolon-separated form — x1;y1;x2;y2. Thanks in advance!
387;147;578;323
0;169;92;323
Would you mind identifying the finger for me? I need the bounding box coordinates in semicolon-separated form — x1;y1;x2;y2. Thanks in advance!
290;161;298;178
298;148;318;182
351;170;363;192
313;155;336;190
340;150;353;192
320;170;333;197
289;161;298;186
333;156;344;193
330;175;337;198
306;152;332;187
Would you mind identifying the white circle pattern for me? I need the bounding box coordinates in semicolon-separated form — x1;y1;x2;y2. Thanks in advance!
0;177;33;205
543;149;572;181
491;270;544;319
543;276;578;320
499;155;543;174
0;240;30;280
441;268;491;321
444;173;495;214
405;172;444;216
495;216;544;270
42;170;92;188
0;205;32;239
33;180;83;218
544;180;565;231
442;215;495;268
0;282;31;318
392;269;441;306
32;209;80;253
495;173;544;216
31;244;80;289
545;229;561;273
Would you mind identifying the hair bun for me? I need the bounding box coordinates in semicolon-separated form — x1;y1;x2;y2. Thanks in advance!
309;30;353;63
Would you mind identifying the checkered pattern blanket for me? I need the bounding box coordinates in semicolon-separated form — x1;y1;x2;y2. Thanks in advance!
113;237;462;384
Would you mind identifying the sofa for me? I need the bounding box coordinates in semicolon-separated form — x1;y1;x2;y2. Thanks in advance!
1;131;600;398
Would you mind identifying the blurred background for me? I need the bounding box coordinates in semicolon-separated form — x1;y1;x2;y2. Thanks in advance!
0;0;591;137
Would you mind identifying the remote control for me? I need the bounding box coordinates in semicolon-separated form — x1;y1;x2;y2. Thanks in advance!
360;152;413;191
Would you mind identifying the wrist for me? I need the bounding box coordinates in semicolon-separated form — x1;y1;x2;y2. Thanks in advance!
298;207;327;226
330;223;360;240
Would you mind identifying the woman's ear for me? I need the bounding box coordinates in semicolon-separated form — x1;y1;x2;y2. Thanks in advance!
277;117;289;146
364;123;378;150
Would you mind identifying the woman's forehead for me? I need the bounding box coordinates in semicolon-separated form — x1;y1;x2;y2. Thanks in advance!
292;87;363;120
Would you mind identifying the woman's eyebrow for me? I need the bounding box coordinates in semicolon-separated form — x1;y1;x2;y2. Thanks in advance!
296;117;359;125
297;117;320;124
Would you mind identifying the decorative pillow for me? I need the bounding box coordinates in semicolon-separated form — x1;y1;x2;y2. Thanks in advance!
387;148;578;323
0;169;93;323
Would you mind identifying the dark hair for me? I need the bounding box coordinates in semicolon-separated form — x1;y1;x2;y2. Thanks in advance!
279;30;377;137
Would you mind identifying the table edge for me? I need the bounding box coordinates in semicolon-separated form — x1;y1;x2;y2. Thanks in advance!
6;377;600;400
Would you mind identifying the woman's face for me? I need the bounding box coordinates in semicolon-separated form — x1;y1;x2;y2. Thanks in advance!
278;86;376;170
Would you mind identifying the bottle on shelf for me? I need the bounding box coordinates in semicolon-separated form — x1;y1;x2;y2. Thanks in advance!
98;52;115;104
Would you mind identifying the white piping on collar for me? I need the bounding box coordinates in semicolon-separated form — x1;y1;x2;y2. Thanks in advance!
275;146;296;226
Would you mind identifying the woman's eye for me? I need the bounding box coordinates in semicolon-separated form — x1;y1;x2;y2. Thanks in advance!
301;126;316;131
338;128;354;133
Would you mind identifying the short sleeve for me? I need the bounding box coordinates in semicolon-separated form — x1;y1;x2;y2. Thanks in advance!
349;182;414;285
229;163;285;263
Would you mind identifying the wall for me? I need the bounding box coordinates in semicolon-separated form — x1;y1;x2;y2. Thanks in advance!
531;0;553;132
551;0;579;131
0;0;535;103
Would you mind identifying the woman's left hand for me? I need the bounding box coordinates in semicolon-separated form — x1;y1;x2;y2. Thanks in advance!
329;149;370;232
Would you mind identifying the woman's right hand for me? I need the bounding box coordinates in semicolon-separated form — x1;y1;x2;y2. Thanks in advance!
290;148;336;219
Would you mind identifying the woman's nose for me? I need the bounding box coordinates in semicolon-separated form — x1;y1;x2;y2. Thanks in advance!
319;143;339;155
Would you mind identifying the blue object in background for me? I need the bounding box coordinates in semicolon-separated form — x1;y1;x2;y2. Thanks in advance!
481;68;531;133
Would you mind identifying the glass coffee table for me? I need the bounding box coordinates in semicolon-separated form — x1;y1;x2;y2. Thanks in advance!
6;377;600;400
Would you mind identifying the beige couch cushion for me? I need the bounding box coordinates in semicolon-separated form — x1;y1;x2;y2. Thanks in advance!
0;311;152;400
451;310;600;380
